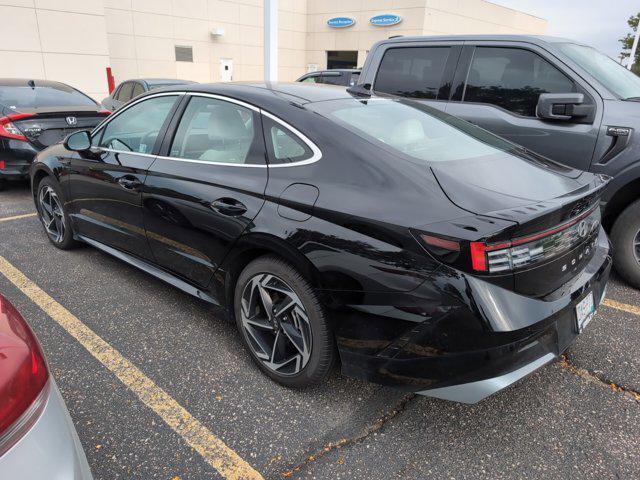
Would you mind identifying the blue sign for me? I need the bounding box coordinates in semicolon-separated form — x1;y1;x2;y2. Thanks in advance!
369;14;402;26
327;17;355;28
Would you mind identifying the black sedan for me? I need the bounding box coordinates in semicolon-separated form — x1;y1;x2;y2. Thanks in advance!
30;83;611;403
0;79;109;190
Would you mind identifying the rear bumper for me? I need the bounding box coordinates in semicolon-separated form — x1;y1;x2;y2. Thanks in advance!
333;228;612;403
0;379;93;479
0;141;38;180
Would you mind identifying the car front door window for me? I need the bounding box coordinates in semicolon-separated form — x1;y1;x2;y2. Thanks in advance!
98;95;178;154
463;47;576;117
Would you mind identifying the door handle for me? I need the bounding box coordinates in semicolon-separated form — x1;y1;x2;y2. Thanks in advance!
210;198;247;216
118;176;141;190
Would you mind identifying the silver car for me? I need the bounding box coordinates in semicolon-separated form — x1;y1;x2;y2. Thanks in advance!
0;294;92;479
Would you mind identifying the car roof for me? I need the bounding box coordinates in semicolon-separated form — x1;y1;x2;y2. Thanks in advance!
157;82;357;106
0;78;73;88
373;34;585;47
121;78;197;86
305;69;361;74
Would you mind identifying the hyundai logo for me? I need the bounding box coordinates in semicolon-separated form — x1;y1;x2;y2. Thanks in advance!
577;220;589;238
65;116;77;126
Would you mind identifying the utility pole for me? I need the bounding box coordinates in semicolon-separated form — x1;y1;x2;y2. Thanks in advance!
264;0;278;82
628;26;640;70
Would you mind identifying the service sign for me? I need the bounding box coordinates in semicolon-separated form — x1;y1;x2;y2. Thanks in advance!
327;17;356;28
369;14;402;26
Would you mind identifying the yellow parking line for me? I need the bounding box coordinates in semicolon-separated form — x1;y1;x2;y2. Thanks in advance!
0;212;37;222
603;298;640;317
0;255;263;480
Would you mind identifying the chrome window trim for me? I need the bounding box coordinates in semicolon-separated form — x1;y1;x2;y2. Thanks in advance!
90;90;323;168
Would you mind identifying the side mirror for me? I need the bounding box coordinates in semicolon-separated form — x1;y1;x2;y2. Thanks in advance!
64;129;92;151
536;93;595;122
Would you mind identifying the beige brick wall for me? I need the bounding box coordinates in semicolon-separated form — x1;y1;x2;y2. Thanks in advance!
104;0;307;85
0;0;110;100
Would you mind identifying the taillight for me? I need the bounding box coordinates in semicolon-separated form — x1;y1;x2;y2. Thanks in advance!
472;207;601;273
415;206;601;274
0;113;32;141
0;294;49;455
98;109;111;115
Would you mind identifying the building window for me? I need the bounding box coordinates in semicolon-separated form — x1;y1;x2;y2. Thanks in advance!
175;45;193;62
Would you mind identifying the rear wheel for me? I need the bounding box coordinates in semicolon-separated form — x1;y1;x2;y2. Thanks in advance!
234;255;336;388
36;177;77;250
0;179;6;191
611;199;640;288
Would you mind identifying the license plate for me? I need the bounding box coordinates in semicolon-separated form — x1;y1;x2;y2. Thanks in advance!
575;291;595;333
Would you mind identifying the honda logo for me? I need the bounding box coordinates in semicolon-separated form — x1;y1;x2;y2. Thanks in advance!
65;116;77;126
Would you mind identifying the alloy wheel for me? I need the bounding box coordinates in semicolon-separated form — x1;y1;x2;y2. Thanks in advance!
634;229;640;265
38;185;66;243
240;273;312;376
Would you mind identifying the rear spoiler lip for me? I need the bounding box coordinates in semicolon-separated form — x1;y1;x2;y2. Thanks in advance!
484;174;611;241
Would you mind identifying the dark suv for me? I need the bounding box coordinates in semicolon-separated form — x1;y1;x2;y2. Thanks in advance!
358;35;640;288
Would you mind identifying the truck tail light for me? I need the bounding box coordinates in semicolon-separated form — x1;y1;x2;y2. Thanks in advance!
0;295;49;455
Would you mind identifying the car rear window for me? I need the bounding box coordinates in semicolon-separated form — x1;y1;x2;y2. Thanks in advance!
310;98;517;163
0;84;96;109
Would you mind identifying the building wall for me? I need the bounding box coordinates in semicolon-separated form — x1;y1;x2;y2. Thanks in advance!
306;0;547;70
0;0;110;100
0;0;547;102
105;0;307;88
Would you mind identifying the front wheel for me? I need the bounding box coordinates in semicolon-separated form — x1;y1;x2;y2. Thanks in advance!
234;255;336;388
611;199;640;288
36;177;77;250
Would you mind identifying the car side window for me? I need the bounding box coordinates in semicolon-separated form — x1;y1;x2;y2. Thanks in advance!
169;96;261;165
116;82;133;102
375;47;451;99
301;75;319;83
321;74;344;86
263;117;313;164
131;83;145;98
463;47;576;117
97;95;177;153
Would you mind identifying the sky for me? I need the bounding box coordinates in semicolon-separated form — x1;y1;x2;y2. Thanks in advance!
490;0;639;63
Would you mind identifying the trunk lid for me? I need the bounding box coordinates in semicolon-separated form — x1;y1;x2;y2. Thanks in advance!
431;151;609;297
10;108;108;150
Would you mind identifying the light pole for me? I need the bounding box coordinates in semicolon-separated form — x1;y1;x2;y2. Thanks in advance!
264;0;278;82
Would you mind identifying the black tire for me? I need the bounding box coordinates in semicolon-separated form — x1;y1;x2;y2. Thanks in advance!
36;177;77;250
234;255;336;388
611;199;640;288
0;179;6;191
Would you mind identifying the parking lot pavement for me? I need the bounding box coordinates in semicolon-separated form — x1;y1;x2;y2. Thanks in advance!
1;183;639;479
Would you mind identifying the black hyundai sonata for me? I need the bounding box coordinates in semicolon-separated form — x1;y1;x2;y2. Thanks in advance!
0;79;110;190
29;83;611;403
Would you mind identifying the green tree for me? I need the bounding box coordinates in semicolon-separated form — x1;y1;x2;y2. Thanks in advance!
619;12;640;73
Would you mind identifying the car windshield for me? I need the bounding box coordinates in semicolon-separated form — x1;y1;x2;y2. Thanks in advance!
0;84;97;110
557;43;640;100
310;97;518;163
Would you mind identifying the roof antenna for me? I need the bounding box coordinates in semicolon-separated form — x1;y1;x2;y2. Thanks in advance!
28;80;36;89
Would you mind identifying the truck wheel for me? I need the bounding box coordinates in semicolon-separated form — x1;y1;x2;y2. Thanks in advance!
611;199;640;289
